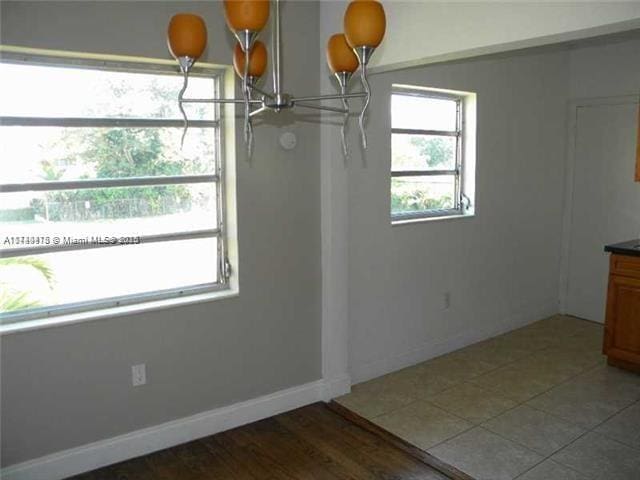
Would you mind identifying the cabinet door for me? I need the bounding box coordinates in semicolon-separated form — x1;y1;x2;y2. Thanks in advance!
605;274;640;364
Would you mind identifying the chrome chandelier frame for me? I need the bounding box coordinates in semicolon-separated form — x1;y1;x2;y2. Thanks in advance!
176;0;374;157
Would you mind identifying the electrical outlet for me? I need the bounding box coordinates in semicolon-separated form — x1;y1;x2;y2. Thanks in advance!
131;364;146;387
444;292;451;310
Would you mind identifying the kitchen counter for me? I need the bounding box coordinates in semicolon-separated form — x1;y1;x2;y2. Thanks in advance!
605;239;640;258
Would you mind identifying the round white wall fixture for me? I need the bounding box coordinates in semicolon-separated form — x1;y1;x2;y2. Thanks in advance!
279;131;297;151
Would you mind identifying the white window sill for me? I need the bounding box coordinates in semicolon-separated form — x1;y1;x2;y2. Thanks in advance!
392;213;475;226
0;288;239;335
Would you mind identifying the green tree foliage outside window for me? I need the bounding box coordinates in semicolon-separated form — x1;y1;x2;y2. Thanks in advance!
409;136;453;168
0;257;55;312
32;128;191;222
391;135;455;213
2;69;212;313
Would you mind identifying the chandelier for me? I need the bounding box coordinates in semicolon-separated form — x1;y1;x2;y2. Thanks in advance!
167;0;386;156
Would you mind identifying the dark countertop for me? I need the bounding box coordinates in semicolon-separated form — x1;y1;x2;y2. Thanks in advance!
605;239;640;257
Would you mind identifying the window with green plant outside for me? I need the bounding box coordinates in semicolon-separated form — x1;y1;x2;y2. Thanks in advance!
391;86;472;222
0;55;230;324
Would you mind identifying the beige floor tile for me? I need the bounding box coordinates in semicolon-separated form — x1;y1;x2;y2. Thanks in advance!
468;363;563;403
418;353;497;381
490;330;554;354
595;400;640;450
514;323;572;346
428;427;544;480
482;405;585;456
455;339;531;370
551;432;640;480
527;382;631;429
512;346;604;378
378;364;462;399
527;366;640;429
428;382;517;424
579;364;640;392
505;357;575;386
562;317;603;334
522;318;602;350
335;380;415;419
338;317;636;480
517;460;588;480
528;315;597;338
372;400;472;450
562;329;605;352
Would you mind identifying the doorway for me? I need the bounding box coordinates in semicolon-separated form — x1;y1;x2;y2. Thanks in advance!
561;96;640;322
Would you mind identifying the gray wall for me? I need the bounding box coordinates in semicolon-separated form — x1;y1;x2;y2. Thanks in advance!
568;35;640;98
347;50;570;382
0;1;322;467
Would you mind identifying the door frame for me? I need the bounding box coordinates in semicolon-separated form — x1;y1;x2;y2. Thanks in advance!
558;95;640;316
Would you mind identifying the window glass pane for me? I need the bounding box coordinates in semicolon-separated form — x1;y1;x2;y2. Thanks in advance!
0;238;218;316
0;59;223;321
391;175;456;216
0;63;215;120
392;94;457;131
392;134;456;171
1;183;217;250
0;126;216;183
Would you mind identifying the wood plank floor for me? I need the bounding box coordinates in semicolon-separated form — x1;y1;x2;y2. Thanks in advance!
67;403;451;480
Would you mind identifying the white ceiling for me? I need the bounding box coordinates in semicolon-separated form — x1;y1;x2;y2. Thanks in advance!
320;1;640;72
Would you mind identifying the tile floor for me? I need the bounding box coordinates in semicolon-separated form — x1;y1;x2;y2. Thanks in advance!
336;315;640;480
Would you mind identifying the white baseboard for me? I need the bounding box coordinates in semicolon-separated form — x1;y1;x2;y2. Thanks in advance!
351;302;558;384
1;375;351;480
321;373;351;399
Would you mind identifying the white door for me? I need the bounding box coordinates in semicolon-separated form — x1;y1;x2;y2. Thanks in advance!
565;99;640;323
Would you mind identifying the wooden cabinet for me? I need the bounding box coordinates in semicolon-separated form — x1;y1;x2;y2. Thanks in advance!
604;254;640;372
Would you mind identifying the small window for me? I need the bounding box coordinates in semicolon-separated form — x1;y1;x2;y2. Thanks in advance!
0;53;233;325
391;86;475;222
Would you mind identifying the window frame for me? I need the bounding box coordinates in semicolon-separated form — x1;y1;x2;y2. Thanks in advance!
391;87;470;222
0;49;233;325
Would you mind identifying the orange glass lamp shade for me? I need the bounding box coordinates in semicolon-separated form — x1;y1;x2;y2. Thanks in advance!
167;13;208;60
344;0;386;48
224;0;270;32
233;41;268;78
326;34;359;74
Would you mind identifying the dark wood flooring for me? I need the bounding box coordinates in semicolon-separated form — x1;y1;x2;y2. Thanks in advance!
67;402;451;480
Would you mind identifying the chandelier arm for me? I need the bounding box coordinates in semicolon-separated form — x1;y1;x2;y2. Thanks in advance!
358;62;371;149
292;92;367;102
180;94;366;105
295;102;348;114
247;117;254;157
249;106;269;118
247;87;255;159
181;98;262;104
178;70;190;149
